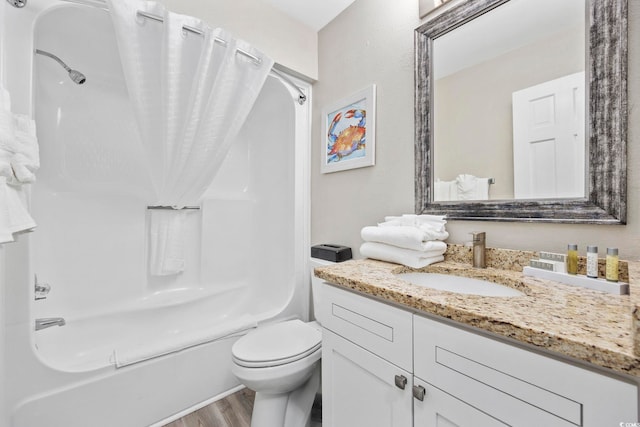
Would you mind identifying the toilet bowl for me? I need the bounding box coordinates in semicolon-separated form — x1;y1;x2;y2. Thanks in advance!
230;257;332;427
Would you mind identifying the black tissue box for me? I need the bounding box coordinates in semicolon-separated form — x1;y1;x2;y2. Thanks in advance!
311;244;352;263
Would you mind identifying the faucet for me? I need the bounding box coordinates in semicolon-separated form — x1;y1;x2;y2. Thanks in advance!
471;232;486;268
34;275;51;300
35;317;66;331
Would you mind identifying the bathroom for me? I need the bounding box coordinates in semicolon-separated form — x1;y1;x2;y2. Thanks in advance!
1;0;639;426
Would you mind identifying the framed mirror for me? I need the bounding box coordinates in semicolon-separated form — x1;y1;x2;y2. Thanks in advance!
415;0;628;223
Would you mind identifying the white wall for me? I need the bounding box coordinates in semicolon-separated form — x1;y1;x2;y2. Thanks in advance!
158;0;318;80
312;0;640;261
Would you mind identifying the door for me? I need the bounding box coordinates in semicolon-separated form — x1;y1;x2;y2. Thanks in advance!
322;329;412;427
512;72;585;199
413;380;508;427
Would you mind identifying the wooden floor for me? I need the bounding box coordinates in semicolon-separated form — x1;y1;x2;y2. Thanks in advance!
163;389;322;427
163;389;255;427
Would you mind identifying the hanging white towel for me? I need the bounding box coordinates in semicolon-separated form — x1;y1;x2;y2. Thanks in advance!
360;242;445;269
434;179;458;201
0;179;36;243
148;209;188;276
361;226;448;251
0;85;38;244
456;174;490;200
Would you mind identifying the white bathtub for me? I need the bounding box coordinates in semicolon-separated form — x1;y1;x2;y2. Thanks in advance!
0;1;311;426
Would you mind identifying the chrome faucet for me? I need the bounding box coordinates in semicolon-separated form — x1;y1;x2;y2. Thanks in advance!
471;232;486;268
35;317;66;331
34;275;51;300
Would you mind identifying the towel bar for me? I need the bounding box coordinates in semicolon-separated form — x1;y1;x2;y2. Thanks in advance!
146;206;200;210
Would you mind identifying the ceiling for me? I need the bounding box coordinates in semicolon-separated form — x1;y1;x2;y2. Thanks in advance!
261;0;355;31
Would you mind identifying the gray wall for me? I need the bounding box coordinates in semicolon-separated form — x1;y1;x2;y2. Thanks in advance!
312;0;640;260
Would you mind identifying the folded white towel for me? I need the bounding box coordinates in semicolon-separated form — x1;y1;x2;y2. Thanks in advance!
382;214;447;229
379;214;449;241
361;226;448;252
360;242;445;269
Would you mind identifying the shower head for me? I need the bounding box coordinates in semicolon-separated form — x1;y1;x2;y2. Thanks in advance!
35;49;86;85
68;69;87;85
7;0;26;8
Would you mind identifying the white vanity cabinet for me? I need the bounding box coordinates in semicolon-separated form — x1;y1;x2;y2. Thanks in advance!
319;282;639;426
319;282;413;427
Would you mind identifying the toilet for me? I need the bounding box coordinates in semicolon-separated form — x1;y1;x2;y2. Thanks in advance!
231;257;333;427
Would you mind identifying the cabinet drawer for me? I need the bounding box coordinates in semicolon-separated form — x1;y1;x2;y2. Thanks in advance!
319;282;412;371
414;315;638;427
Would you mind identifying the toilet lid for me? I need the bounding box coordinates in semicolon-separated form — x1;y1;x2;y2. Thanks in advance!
232;319;322;368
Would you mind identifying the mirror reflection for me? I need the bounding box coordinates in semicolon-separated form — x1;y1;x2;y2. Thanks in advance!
432;0;585;202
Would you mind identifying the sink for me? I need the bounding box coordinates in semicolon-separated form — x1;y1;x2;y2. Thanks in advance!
397;273;524;297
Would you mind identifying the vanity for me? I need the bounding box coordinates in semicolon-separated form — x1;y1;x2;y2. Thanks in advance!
314;249;640;426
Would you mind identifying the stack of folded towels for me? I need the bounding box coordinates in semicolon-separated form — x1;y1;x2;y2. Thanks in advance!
360;214;448;269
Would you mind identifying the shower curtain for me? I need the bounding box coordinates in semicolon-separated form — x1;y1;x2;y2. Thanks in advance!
107;0;273;275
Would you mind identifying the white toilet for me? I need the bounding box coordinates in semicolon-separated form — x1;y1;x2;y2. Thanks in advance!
231;257;332;427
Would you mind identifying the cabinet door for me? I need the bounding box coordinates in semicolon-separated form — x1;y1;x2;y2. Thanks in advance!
414;314;638;426
413;379;508;427
322;329;412;427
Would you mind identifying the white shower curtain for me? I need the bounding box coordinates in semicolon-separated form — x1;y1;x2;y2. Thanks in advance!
107;0;273;275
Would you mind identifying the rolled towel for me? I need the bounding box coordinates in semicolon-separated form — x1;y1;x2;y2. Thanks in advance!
360;242;445;269
361;226;448;252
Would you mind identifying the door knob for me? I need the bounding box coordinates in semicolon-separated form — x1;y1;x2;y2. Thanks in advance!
394;374;407;390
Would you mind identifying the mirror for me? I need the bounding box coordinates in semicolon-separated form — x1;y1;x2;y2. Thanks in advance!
415;0;628;223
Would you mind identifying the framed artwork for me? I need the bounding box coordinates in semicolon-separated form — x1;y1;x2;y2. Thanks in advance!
321;84;376;174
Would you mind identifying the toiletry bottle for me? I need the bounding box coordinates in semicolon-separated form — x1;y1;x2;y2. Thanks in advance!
586;246;598;278
606;248;619;282
567;244;578;275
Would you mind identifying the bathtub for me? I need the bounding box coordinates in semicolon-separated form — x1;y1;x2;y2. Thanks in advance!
0;1;311;426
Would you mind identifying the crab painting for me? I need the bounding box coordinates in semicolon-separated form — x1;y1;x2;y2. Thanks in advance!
326;108;366;163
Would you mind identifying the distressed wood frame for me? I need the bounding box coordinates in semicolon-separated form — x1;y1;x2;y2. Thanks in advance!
415;0;628;224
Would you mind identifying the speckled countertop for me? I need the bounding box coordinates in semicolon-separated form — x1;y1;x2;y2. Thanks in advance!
314;245;640;377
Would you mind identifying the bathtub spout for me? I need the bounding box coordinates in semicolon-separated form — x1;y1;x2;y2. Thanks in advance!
35;317;66;331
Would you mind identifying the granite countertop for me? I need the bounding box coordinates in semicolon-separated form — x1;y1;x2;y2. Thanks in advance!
314;246;640;377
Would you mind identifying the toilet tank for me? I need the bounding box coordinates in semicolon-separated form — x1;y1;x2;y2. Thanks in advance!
309;257;334;325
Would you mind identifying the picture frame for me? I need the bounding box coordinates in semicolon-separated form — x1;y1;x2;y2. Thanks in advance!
320;84;376;174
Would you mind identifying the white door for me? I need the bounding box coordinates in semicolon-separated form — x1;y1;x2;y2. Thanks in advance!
413;380;509;427
512;72;585;199
322;329;413;427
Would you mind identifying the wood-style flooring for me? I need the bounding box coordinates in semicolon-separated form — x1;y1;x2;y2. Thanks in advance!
163;388;322;427
163;389;254;427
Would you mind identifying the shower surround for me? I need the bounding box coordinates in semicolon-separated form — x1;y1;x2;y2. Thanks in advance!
0;1;310;425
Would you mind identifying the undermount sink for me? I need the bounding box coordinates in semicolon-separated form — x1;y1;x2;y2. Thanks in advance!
397;273;524;297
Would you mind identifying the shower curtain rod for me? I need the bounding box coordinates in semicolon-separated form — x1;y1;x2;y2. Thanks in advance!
136;10;307;105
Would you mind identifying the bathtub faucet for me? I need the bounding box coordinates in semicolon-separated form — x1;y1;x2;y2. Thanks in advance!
35;317;66;331
34;275;51;300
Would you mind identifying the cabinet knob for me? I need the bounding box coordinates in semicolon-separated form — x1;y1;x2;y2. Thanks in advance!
413;385;426;401
394;374;407;390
